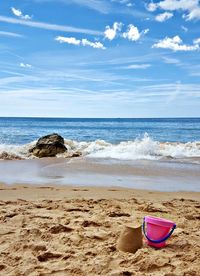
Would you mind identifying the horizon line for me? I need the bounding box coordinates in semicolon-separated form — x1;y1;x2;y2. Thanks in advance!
0;116;199;119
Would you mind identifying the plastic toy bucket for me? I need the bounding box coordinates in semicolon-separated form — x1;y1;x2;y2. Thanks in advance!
143;216;176;248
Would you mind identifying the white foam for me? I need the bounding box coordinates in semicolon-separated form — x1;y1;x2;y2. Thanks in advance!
65;134;200;161
159;141;200;158
0;141;36;159
1;134;200;162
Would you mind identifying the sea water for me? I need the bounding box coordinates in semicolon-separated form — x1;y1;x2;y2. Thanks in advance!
0;117;200;162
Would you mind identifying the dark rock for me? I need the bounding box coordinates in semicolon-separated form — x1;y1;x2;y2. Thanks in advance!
30;133;67;158
37;133;65;145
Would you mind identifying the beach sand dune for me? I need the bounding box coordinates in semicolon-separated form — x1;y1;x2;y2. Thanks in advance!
0;185;200;275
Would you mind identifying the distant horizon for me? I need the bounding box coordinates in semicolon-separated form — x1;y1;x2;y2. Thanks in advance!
0;116;200;119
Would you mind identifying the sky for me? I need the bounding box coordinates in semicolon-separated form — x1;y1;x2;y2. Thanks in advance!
0;0;200;118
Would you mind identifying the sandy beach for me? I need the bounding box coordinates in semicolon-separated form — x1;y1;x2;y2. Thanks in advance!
0;183;200;276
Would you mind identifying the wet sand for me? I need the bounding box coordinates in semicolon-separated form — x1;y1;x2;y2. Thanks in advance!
0;157;200;191
0;184;200;275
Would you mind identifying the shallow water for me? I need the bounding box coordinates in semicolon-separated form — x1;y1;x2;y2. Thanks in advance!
0;157;199;192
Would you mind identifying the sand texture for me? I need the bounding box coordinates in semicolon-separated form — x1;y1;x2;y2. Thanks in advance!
0;185;200;276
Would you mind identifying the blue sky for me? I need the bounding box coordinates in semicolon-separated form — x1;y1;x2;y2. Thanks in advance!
0;0;200;118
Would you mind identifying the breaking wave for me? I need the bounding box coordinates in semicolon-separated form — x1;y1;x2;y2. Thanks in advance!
0;134;200;163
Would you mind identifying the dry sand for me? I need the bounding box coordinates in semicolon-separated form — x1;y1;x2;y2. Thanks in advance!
0;184;200;276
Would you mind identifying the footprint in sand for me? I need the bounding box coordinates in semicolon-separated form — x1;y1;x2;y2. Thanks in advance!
37;252;62;262
139;203;168;213
82;220;101;227
0;264;6;271
29;244;47;252
4;212;18;219
108;212;130;217
66;207;90;212
49;224;73;234
72;188;89;191
85;229;109;240
37;186;55;190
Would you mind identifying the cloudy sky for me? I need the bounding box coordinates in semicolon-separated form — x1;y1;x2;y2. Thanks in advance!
0;0;200;117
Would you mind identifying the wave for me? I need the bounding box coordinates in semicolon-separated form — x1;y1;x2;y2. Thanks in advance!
0;141;36;160
0;134;200;163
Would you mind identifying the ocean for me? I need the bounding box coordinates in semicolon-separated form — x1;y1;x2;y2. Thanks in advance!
0;117;200;162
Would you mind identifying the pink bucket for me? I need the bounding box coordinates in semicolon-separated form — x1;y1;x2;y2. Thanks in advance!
143;216;176;248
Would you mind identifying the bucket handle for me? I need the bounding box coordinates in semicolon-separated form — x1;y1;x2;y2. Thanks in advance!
142;218;176;244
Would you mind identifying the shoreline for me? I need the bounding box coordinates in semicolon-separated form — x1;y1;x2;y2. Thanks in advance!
0;157;200;192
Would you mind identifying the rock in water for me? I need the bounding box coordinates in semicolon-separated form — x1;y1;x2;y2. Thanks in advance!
30;133;67;158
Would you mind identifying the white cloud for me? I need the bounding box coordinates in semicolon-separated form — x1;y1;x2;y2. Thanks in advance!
104;22;148;42
105;22;148;42
1;83;200;117
55;36;81;45
147;0;200;21
104;22;122;40
181;25;188;32
11;7;21;17
11;7;32;20
55;36;105;49
155;0;197;11
194;38;200;45
143;29;149;35
34;0;110;14
155;12;173;22
123;25;140;41
147;2;157;12
111;0;133;7
123;64;151;69
162;56;180;64
0;16;102;36
184;6;200;20
67;0;110;14
122;25;149;41
153;35;199;51
20;63;32;68
81;38;105;49
0;31;24;38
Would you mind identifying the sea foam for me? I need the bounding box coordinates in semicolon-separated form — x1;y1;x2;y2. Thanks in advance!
0;134;200;162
